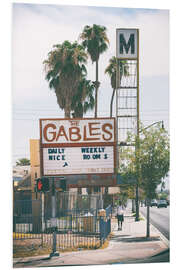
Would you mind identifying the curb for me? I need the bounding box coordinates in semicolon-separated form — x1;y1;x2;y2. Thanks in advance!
150;223;169;248
140;211;169;248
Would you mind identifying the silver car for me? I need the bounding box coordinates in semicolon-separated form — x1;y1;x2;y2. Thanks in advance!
157;200;167;208
150;199;157;207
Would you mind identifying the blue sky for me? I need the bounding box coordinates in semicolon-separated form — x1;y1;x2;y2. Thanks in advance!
12;2;169;167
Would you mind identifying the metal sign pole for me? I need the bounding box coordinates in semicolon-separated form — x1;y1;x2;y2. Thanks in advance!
50;177;59;258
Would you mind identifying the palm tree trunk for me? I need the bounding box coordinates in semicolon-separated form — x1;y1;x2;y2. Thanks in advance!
94;60;99;118
110;88;116;117
65;102;71;118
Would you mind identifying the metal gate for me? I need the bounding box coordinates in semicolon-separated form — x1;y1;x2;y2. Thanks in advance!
13;199;42;238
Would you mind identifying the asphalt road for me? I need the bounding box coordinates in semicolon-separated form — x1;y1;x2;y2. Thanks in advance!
140;205;170;240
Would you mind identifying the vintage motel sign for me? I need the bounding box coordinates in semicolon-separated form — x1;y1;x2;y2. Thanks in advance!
115;28;140;170
39;118;116;176
116;28;138;59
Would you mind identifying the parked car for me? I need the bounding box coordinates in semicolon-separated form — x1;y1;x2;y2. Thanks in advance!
150;199;157;207
157;200;167;208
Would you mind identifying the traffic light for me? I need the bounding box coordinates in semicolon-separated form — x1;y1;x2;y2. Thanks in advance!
36;178;49;192
60;179;67;192
42;177;49;192
36;178;43;192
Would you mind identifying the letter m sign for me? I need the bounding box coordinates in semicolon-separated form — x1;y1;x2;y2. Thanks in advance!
116;29;138;59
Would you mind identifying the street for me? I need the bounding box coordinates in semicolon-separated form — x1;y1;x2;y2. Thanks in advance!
140;205;170;240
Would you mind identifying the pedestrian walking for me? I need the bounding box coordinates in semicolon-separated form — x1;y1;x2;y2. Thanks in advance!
116;202;125;230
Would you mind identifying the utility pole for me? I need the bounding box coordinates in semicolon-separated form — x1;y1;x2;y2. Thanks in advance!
135;29;140;222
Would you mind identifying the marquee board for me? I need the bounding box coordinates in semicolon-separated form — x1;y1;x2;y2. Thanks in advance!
39;118;116;176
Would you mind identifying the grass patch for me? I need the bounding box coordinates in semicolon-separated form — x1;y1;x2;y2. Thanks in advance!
13;236;111;258
131;213;144;221
13;241;109;258
13;247;51;258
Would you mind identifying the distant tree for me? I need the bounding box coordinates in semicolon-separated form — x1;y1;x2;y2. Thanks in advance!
158;192;168;200
119;123;170;237
16;158;30;166
80;24;109;117
119;145;137;212
138;126;169;201
105;57;129;117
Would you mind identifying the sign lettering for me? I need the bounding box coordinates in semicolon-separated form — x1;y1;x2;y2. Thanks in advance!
42;146;114;175
119;33;135;54
41;119;115;144
116;29;138;59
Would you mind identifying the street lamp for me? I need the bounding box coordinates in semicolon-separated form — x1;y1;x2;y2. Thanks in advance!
139;121;164;132
119;121;164;146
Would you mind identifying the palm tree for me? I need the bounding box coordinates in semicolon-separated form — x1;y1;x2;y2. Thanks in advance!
105;57;129;117
16;158;30;166
80;24;109;118
43;40;88;118
71;78;95;118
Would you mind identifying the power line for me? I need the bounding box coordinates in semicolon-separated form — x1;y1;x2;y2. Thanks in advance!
13;117;169;121
13;108;169;113
13;154;30;157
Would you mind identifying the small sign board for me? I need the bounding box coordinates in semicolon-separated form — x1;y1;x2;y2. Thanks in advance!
51;218;57;227
40;118;116;176
116;28;138;59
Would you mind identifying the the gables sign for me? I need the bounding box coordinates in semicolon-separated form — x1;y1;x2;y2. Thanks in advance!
40;118;116;176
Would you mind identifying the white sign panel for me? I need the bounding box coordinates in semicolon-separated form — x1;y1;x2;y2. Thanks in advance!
41;118;115;144
40;118;116;176
116;29;138;59
43;146;114;175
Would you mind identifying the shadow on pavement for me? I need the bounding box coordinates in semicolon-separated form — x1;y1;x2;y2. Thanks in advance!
111;235;131;239
14;256;53;267
111;235;161;243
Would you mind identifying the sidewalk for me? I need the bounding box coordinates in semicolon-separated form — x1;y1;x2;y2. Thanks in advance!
13;207;169;267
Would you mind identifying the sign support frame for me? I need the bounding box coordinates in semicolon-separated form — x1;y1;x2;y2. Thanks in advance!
116;28;140;221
